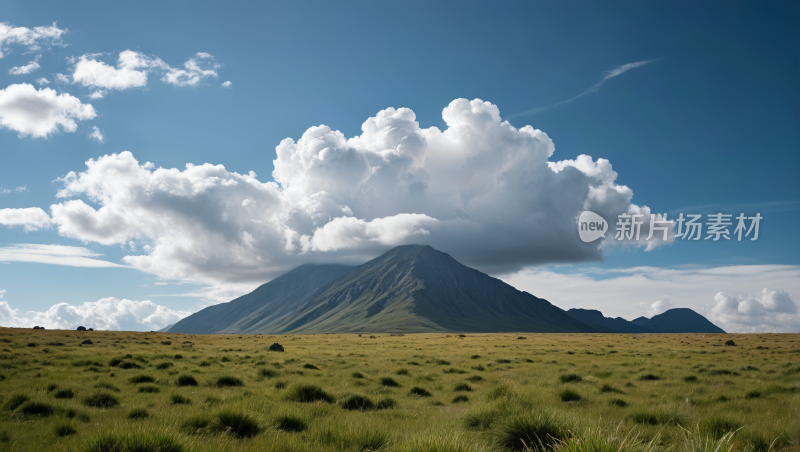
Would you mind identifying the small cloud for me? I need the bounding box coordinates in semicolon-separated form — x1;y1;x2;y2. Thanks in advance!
0;207;52;231
0;83;96;138
0;22;66;58
8;55;41;75
14;185;27;193
650;296;673;315
221;81;232;88
0;289;5;298
89;90;106;99
89;126;104;143
55;73;69;83
0;188;9;195
36;77;49;85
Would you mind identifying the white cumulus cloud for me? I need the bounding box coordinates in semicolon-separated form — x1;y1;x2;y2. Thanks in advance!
72;50;167;91
71;50;220;92
711;289;798;332
8;54;41;75
36;77;49;85
40;98;665;300
0;296;189;331
0;83;96;138
0;22;65;59
0;207;52;231
221;81;232;88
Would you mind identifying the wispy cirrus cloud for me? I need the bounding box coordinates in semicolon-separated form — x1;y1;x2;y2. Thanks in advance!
0;243;126;268
8;54;41;75
506;59;660;119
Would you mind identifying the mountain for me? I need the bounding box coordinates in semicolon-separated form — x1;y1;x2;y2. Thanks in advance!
567;309;652;333
168;263;355;334
249;245;599;333
636;308;725;333
158;323;174;333
631;316;650;326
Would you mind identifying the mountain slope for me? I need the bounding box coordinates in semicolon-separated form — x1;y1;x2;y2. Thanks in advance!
567;309;652;333
263;245;601;334
638;308;726;333
168;264;355;334
631;317;650;326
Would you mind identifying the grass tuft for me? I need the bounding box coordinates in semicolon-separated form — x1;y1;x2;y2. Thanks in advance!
376;398;398;409
340;394;375;410
3;394;29;411
639;373;660;381
127;408;149;419
609;398;628;407
215;376;244;387
285;384;334;403
409;386;432;397
452;395;469;403
495;412;569;452
176;375;198;386
274;414;307;432
559;373;582;383
454;383;472;392
559;388;582;402
170;394;190;404
53;421;77;437
381;376;401;387
698;415;743;440
54;388;74;399
138;385;160;393
84;432;184;452
128;375;155;384
83;392;120;409
210;411;261;438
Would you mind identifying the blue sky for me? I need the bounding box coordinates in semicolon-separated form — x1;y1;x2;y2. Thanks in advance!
0;1;798;332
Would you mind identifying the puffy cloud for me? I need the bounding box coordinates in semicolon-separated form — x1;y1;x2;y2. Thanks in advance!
71;50;219;92
221;81;232;88
54;73;69;83
0;290;5;299
0;244;125;268
0;207;52;231
650;296;673;315
501;264;800;332
0;296;188;331
8;55;41;75
162;52;219;87
36;77;49;85
0;83;96;138
89;126;104;142
45;98;663;299
0;22;65;59
72;50;167;91
15;185;27;193
711;289;798;332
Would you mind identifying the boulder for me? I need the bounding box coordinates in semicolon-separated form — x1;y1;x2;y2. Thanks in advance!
269;343;284;352
76;326;87;331
81;339;93;345
87;328;94;331
724;340;736;346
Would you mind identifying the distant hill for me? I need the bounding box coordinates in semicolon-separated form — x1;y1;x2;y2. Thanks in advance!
266;245;599;334
168;245;725;335
158;323;174;333
567;309;651;333
168;264;355;334
569;308;725;333
635;308;726;333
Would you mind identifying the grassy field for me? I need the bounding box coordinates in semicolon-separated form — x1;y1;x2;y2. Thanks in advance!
0;329;798;452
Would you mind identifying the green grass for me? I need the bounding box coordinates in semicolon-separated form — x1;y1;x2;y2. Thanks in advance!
0;329;797;452
381;376;401;387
